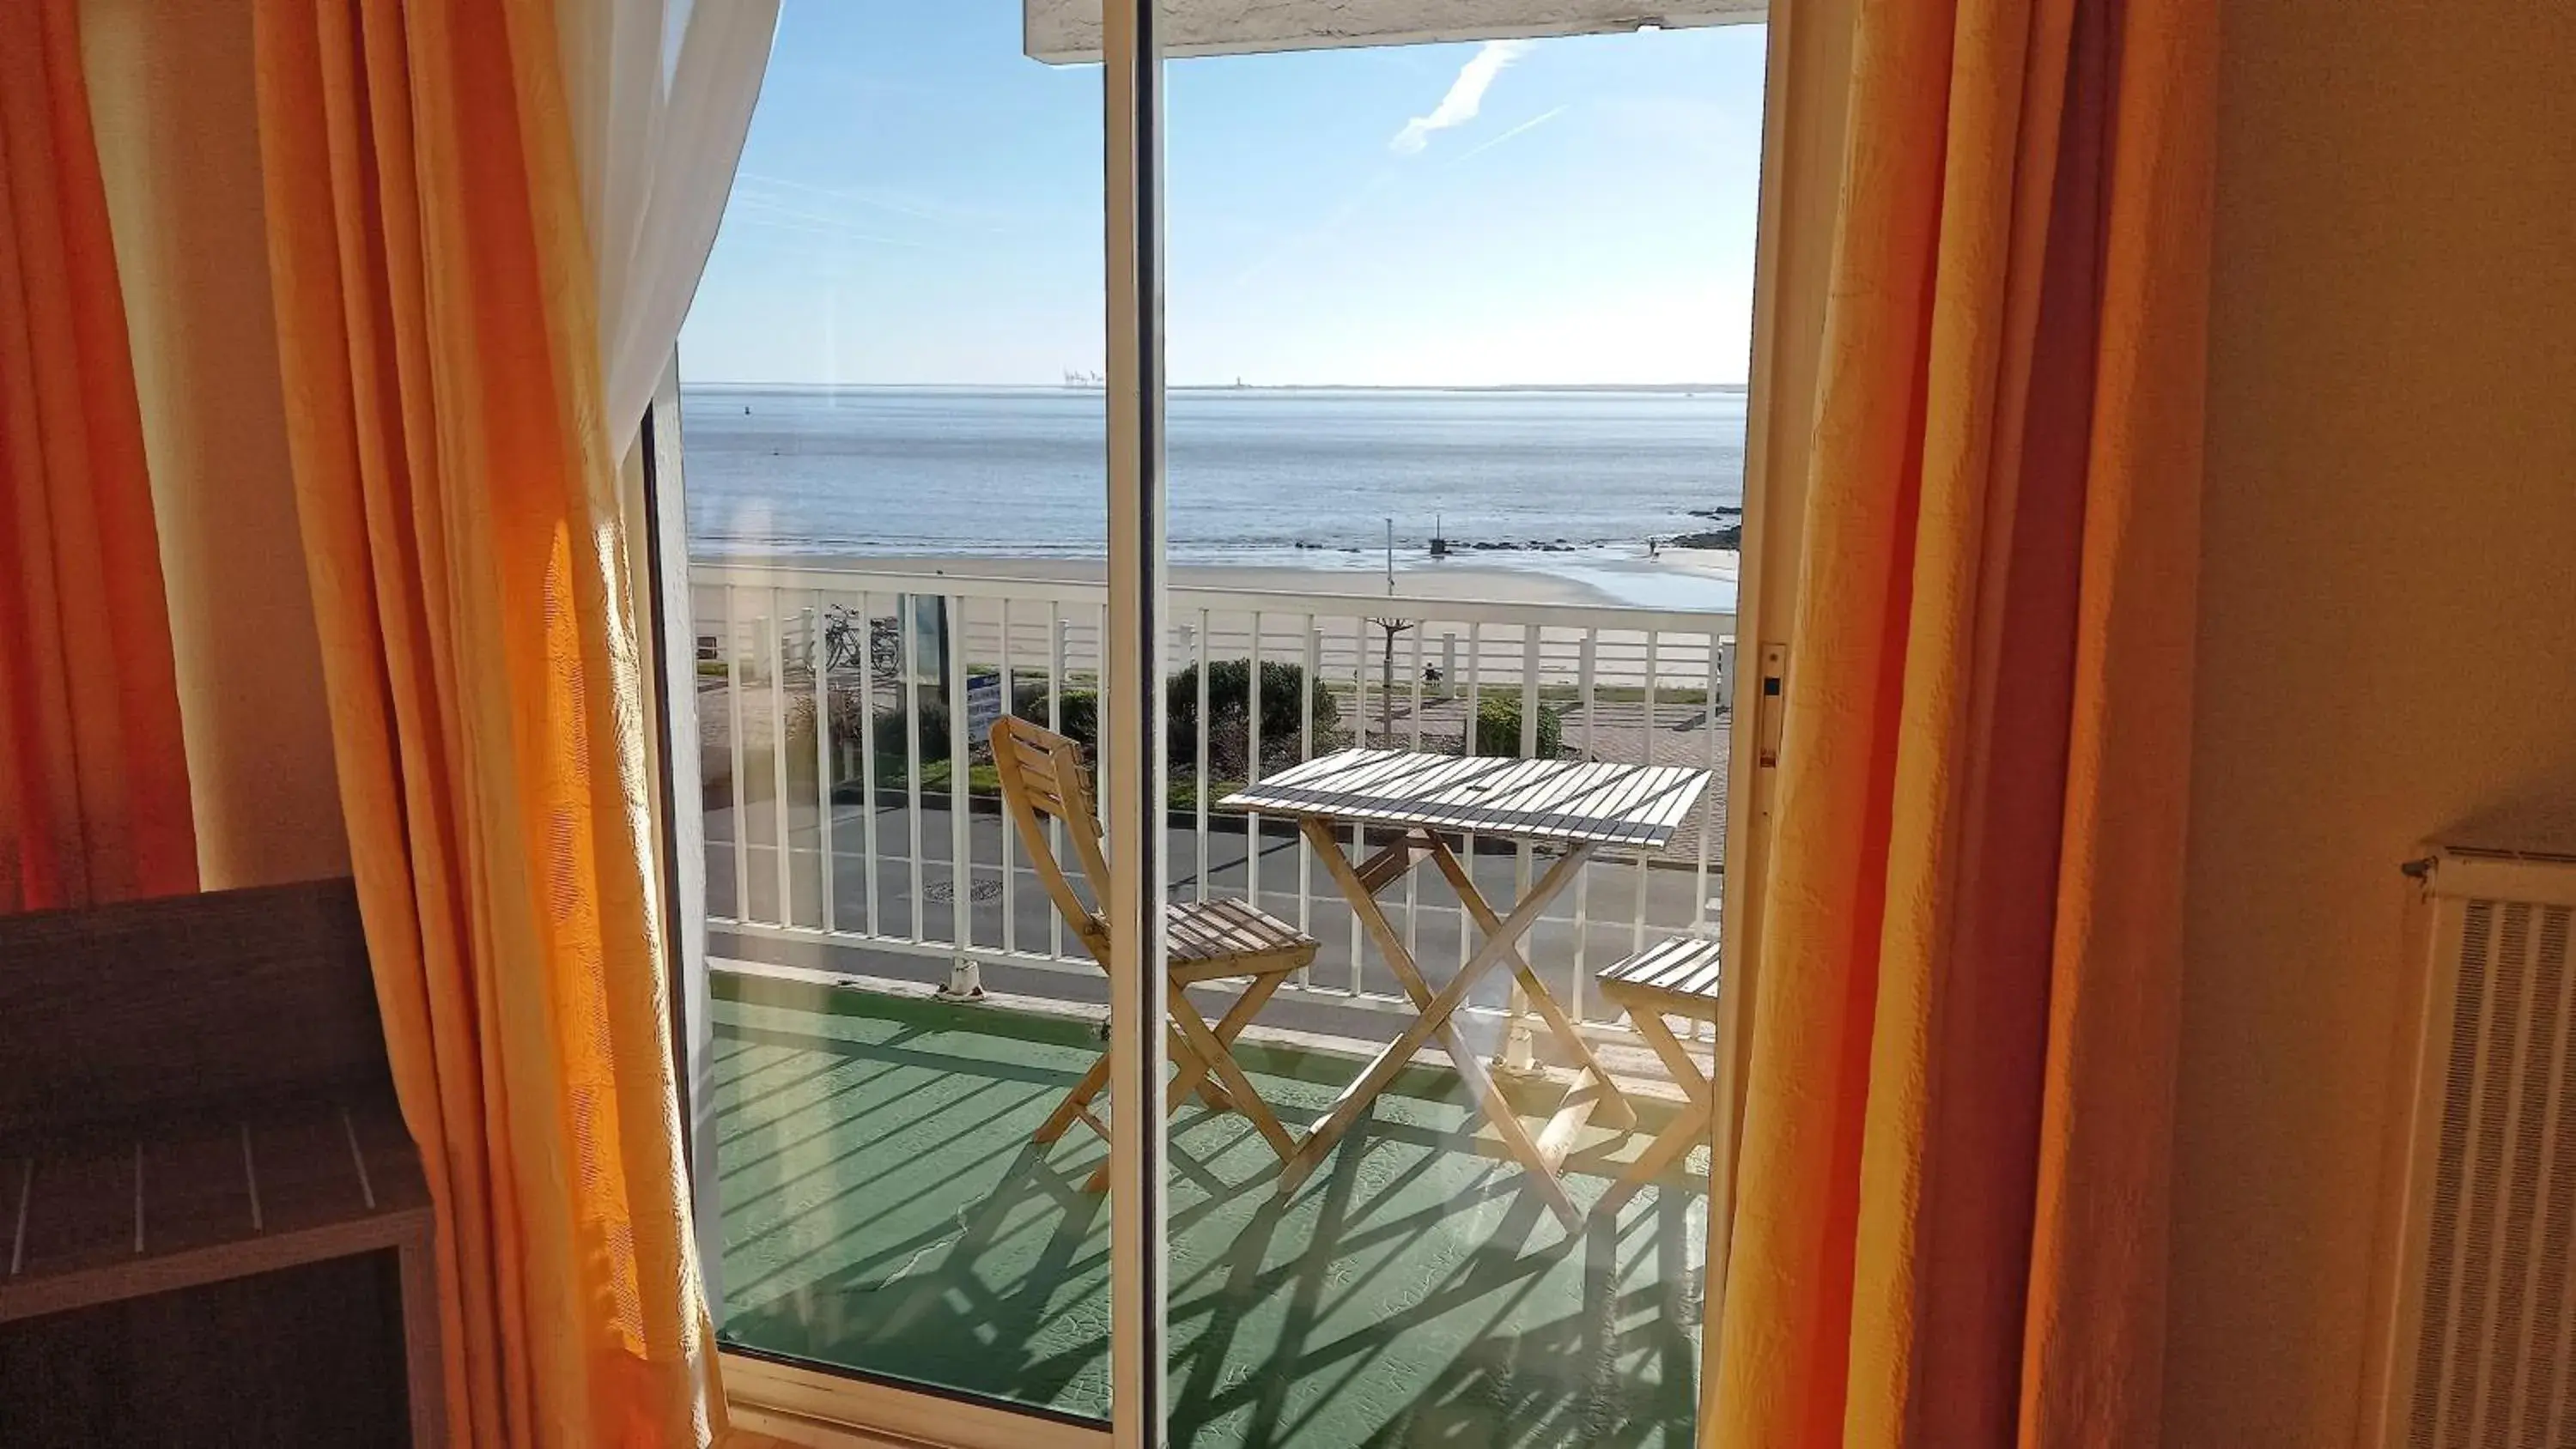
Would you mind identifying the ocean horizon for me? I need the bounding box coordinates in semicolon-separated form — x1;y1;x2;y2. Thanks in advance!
679;385;1747;601
685;383;1741;548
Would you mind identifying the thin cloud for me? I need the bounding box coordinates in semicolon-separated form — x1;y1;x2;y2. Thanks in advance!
1452;104;1570;164
732;172;1013;233
726;195;921;249
1232;170;1398;287
734;172;944;221
1391;40;1532;155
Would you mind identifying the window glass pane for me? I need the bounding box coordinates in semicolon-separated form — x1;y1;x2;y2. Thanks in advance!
677;0;1117;1422
1156;23;1763;1446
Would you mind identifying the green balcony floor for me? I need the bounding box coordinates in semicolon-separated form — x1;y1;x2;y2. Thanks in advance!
714;972;1708;1448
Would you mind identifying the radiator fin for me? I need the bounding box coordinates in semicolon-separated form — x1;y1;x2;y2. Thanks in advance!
2410;901;2576;1448
2521;908;2574;1448
2413;901;2495;1448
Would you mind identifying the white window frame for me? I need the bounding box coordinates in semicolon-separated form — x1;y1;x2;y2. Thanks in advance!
1699;2;1855;1430
634;2;1861;1443
1026;0;1765;62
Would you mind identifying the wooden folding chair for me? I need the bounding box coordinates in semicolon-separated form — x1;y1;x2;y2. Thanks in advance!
1594;935;1724;1210
990;717;1317;1189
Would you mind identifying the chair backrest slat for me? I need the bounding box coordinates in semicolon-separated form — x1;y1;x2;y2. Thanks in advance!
990;717;1115;961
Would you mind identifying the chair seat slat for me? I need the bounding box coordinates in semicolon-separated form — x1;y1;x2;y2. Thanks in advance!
1599;937;1724;1000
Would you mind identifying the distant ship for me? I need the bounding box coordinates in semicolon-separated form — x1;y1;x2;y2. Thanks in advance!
1061;368;1104;389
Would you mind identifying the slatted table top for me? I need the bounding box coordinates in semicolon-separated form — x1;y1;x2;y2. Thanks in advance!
1223;749;1713;850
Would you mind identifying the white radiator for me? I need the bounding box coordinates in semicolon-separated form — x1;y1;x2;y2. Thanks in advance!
2365;820;2576;1449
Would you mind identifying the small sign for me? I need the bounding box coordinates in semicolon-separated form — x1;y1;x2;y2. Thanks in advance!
965;670;1005;750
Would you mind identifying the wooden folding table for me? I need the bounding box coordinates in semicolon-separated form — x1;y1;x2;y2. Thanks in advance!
1222;748;1712;1227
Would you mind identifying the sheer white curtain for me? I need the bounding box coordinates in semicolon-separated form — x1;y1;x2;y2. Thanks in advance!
558;0;779;448
556;6;776;1331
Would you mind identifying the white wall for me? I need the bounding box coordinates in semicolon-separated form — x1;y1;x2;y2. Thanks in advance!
82;0;348;888
2167;3;2576;1444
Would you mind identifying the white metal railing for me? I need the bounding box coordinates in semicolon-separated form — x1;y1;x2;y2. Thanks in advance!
690;559;1732;1041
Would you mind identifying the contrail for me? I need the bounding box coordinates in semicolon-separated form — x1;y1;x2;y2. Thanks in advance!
1453;105;1570;163
1391;40;1533;155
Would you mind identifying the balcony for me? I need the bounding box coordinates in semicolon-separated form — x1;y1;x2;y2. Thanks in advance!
690;560;1731;1444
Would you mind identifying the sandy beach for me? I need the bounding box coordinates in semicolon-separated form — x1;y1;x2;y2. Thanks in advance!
694;545;1740;613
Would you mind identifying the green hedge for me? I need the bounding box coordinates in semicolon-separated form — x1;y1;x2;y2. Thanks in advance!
1168;659;1339;776
789;664;1337;783
1011;682;1098;753
1473;694;1564;759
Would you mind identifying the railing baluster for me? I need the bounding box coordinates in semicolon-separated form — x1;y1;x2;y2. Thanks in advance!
1633;628;1659;954
770;593;793;928
903;593;925;943
813;589;835;937
726;585;749;925
1498;621;1543;1073
1460;621;1480;974
1698;624;1716;933
860;591;880;937
1698;622;1722;1042
1297;618;1315;954
1350;613;1371;998
1246;609;1264;924
1405;620;1424;965
1575;631;1597;1022
1048;603;1066;961
1000;596;1017;958
1194;608;1211;904
1518;625;1540;873
948;592;972;956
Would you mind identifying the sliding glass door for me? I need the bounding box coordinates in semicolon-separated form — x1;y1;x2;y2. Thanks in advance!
658;3;1775;1446
1143;18;1760;1448
665;5;1127;1437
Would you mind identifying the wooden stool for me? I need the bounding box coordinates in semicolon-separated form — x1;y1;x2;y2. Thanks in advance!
1595;936;1725;1210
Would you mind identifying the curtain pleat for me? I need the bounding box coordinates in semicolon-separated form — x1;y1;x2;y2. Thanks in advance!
1711;0;2215;1444
0;0;197;913
250;0;721;1442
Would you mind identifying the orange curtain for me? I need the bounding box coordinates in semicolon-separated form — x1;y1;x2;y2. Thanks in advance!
250;0;721;1443
0;0;197;912
1712;1;2214;1446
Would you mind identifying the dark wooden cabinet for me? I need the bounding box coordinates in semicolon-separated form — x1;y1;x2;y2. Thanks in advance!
2;1252;411;1446
0;881;440;1447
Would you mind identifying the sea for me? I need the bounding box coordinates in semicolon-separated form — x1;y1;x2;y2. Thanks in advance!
679;385;1746;603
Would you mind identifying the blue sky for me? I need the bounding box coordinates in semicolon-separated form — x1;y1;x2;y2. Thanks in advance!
677;3;1767;387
